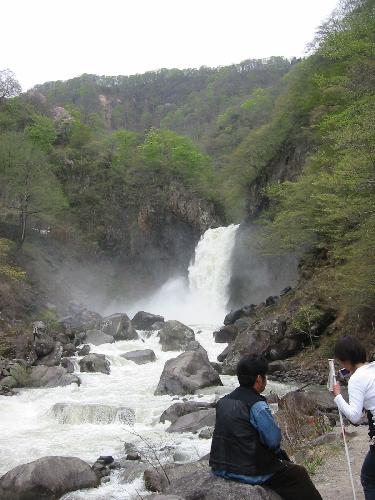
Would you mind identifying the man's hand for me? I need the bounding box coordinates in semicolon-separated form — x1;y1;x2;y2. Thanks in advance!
333;382;341;397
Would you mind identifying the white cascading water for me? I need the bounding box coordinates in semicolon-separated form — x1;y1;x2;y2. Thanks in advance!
0;225;292;499
188;224;240;318
125;224;240;324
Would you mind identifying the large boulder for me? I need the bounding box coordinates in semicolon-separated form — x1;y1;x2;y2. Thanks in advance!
29;366;80;388
121;349;156;364
160;401;215;424
62;343;76;357
61;357;75;373
268;337;301;361
0;456;100;500
267;360;292;375
279;389;345;414
77;344;91;356
167;408;216;434
144;460;281;499
85;329;114;346
36;342;63;367
159;321;195;351
185;341;206;355
221;328;271;375
221;312;305;371
132;311;165;330
155;350;222;395
213;325;238;343
224;305;256;325
0;385;15;396
79;354;110;374
61;308;102;332
118;461;149;483
34;335;55;358
101;313;138;341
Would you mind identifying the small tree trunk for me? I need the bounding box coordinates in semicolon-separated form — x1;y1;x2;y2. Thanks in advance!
19;212;28;247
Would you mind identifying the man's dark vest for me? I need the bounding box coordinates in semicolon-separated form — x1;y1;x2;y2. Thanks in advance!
209;386;284;476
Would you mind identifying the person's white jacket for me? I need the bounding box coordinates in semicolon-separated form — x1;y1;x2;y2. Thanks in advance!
335;362;375;424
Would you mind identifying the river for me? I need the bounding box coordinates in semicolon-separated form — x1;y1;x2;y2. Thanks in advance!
0;224;294;499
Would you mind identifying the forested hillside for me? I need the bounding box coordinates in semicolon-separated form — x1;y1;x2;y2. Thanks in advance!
0;0;374;337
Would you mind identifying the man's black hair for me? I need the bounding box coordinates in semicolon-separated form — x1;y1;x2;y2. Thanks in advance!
334;336;366;365
236;354;268;388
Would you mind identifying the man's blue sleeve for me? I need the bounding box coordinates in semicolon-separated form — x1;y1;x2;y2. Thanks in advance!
249;401;282;451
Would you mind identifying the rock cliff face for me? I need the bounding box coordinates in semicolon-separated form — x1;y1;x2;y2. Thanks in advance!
246;140;309;218
124;182;222;282
19;182;222;314
226;139;309;308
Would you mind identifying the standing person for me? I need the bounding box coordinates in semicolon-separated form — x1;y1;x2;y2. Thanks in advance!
333;336;375;499
209;354;322;500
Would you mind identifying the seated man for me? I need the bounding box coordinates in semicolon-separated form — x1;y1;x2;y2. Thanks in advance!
209;354;322;500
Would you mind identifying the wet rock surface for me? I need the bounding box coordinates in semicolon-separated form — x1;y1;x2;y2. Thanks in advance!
79;354;110;374
60;357;75;373
132;311;165;330
155;350;222;395
61;308;102;332
29;365;80;388
222;328;271;375
213;325;238;343
84;329;114;346
101;313;138;341
0;385;16;396
160;401;215;424
219;297;335;377
118;461;149;483
159;321;195;351
36;342;63;367
167;408;216;434
77;344;91;356
121;349;156;364
144;460;281;499
0;456;100;500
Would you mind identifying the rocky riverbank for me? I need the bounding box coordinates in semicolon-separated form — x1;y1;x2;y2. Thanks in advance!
0;297;353;499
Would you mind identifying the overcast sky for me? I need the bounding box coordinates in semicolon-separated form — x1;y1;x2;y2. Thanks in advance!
3;0;339;91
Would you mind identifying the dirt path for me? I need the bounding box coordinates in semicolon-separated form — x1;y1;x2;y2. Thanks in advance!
314;425;368;500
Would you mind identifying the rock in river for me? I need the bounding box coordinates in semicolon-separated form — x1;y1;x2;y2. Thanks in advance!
160;401;215;424
167;408;216;434
101;313;138;341
79;354;110;375
36;342;63;367
29;366;80;388
155;350;222;395
132;311;165;330
84;329;114;346
121;349;156;364
158;321;195;351
0;456;100;500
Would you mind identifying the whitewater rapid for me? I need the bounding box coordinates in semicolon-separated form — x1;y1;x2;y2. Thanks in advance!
0;225;294;499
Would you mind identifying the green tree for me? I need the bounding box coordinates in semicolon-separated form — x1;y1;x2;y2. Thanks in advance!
25;115;56;152
0;132;67;245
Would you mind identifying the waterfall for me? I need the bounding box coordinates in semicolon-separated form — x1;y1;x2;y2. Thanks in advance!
126;224;240;324
188;224;239;315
